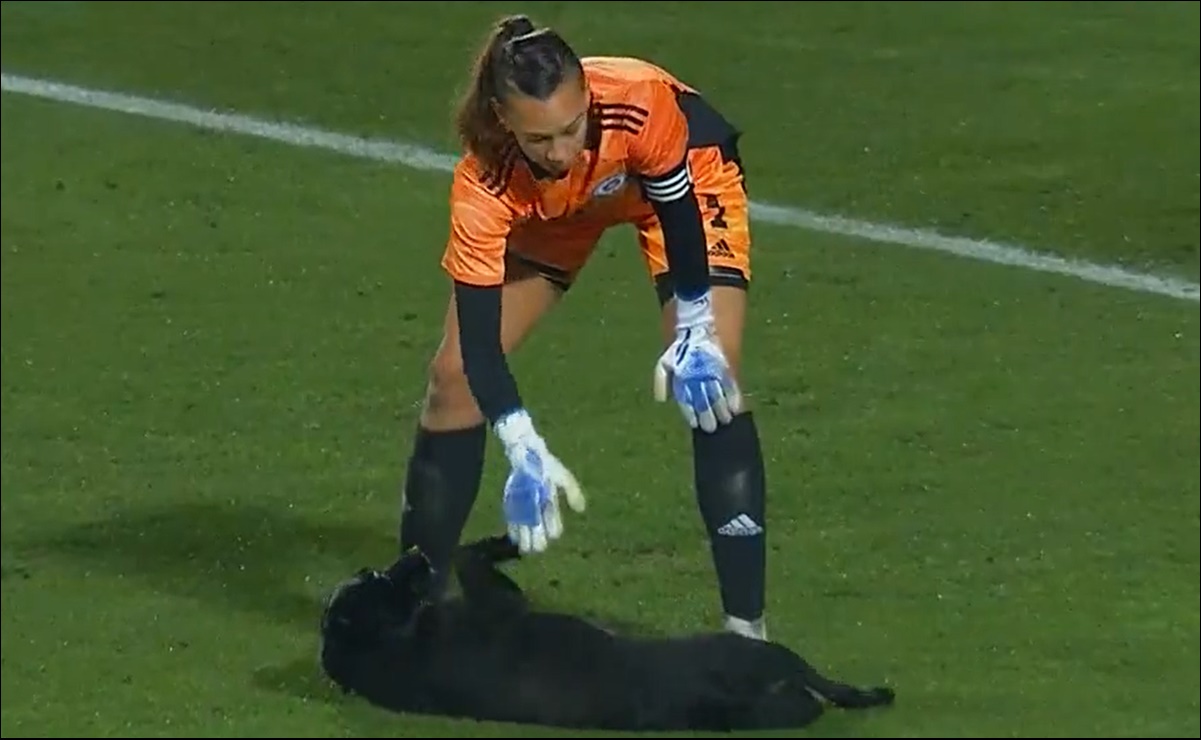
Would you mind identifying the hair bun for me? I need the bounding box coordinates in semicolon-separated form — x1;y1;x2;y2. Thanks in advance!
497;14;536;39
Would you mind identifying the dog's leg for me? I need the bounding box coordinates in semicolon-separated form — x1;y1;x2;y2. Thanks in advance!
453;536;529;620
464;533;523;565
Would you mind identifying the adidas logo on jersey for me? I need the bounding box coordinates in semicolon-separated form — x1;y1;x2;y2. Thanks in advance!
717;513;763;537
707;239;735;259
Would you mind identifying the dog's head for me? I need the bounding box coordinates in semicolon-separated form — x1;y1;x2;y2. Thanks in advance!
320;548;436;650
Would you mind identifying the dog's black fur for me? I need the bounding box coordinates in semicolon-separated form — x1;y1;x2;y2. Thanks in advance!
318;534;895;732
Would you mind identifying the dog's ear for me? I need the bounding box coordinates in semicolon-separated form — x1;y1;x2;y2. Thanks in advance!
385;547;436;599
320;568;385;637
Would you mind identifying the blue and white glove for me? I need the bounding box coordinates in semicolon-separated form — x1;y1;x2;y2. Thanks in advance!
653;291;743;433
494;409;586;555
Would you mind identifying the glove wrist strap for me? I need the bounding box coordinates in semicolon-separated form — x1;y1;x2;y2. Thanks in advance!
674;289;715;330
495;408;538;449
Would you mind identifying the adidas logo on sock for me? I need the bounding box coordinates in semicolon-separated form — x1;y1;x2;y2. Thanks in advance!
717;514;763;537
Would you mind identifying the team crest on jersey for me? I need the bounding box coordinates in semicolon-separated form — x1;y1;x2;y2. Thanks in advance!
591;171;629;199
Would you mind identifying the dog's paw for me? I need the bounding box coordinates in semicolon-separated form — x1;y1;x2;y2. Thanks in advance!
468;534;522;564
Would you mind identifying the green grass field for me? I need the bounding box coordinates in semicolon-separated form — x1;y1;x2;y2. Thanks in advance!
2;1;1198;737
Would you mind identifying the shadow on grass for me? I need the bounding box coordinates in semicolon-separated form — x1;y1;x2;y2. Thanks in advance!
28;499;393;630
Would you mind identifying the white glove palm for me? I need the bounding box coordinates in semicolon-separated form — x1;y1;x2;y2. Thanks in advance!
495;410;586;554
653;291;743;433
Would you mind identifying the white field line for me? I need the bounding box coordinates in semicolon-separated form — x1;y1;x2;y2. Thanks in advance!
3;71;1197;304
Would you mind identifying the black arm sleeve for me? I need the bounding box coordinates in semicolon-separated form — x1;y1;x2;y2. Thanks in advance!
453;281;523;425
641;158;711;302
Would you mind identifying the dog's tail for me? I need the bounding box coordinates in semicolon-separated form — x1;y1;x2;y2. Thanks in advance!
799;661;895;710
752;640;895;711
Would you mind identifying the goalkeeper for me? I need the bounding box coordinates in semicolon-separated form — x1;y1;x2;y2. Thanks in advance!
394;14;771;641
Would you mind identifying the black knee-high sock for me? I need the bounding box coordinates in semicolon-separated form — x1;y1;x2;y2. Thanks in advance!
396;423;487;584
692;411;767;622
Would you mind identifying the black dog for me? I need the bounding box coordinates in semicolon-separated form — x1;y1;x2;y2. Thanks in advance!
319;535;895;732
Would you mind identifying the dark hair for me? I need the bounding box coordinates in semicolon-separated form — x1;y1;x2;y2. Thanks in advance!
453;15;585;174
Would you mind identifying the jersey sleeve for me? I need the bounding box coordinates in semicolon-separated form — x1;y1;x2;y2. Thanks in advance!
441;160;516;287
626;80;690;185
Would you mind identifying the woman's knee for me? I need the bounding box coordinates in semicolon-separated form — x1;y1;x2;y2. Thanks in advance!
419;275;563;430
421;345;484;429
